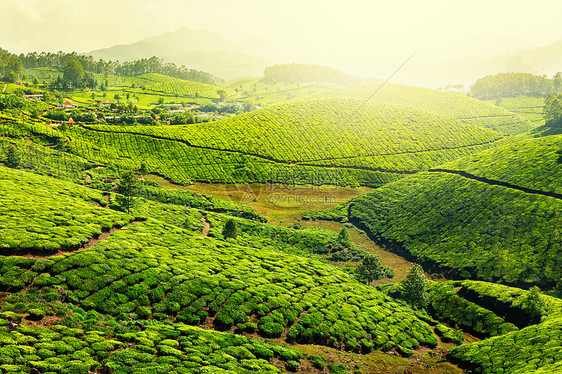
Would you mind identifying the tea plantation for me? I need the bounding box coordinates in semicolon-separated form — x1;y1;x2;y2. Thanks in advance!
61;98;504;186
0;166;130;254
1;63;561;373
320;82;535;134
446;282;562;374
349;171;562;286
441;134;562;194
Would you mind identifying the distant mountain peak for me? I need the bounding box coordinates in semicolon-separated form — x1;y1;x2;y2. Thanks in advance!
88;28;273;80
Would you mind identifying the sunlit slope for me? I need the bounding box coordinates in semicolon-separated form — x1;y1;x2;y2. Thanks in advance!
487;96;546;127
223;77;341;105
441;134;562;194
0;166;130;253
348;136;562;286
447;281;562;374
1;218;438;355
320;82;535;134
74;98;504;185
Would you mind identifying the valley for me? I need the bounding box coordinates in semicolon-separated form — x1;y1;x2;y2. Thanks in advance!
0;14;562;373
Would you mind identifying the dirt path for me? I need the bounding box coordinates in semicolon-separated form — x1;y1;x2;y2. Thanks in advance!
200;213;211;236
16;220;142;259
430;168;562;200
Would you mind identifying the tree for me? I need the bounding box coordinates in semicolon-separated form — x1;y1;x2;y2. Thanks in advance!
356;254;384;284
401;264;428;309
543;92;562;124
553;72;562;93
0;53;22;82
518;286;545;323
337;227;351;247
116;170;139;213
63;59;85;87
217;89;227;102
222;219;238;240
3;144;21;168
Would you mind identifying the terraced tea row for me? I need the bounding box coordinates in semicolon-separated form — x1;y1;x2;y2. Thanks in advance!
441;134;562;194
0;166;130;254
319;82;536;134
446;281;562;374
349;171;562;286
62;98;504;186
0;219;438;355
91;98;502;163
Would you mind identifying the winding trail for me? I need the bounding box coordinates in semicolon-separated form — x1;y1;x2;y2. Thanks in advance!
429;168;562;201
9;220;143;259
200;212;211;237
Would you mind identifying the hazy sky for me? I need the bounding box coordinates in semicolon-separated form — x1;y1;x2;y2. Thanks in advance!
2;0;562;81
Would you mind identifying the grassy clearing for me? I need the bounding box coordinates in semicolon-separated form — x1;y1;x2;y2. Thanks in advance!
145;175;371;224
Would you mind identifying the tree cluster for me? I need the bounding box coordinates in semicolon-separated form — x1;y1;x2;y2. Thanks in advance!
13;49;217;84
470;72;562;100
543;92;562;124
0;49;22;82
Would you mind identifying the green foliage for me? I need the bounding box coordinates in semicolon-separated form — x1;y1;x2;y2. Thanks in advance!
0;95;24;110
0;53;22;82
337;227;351;247
27;308;46;321
442;134;562;194
63;59;85;87
115;169;140;213
222;219;238;239
470;72;556;100
448;296;562;374
2;143;20;168
322;81;535;134
543;92;562;124
302;202;349;222
349;170;562;286
514;286;545;323
427;282;518;338
401;265;428;310
356;254;385;284
0;218;437;353
435;324;464;344
487;95;545;125
65;97;501;187
0;165;129;254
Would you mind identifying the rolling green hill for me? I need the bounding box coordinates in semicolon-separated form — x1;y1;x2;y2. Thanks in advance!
441;134;562;194
0;166;130;254
0;163;451;372
486;96;546;127
347;135;562;287
320;82;535;134
445;281;562;374
67;98;503;186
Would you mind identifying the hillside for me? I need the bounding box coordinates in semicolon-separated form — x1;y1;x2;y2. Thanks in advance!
66;98;504;186
347;135;562;287
0;164;455;372
320;82;535;135
487;96;546;127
